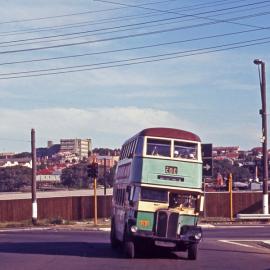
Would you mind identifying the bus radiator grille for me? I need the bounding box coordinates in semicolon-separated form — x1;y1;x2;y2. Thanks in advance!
156;210;179;238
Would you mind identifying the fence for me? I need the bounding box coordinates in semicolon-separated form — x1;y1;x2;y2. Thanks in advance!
0;192;269;222
0;196;111;222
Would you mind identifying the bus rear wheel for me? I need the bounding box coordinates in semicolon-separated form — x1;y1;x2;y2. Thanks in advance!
110;219;120;249
187;244;198;260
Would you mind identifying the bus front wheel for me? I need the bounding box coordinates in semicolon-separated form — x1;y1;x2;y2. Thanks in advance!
124;240;136;259
187;244;198;260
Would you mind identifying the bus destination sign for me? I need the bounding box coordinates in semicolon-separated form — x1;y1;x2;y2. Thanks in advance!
165;166;178;175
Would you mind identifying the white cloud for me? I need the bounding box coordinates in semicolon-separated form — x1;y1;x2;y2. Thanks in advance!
0;107;195;151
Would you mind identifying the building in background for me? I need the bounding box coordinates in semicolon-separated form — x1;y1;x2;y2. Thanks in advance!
213;146;240;160
60;138;92;160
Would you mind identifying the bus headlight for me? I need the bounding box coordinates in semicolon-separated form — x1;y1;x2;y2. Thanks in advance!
194;232;202;240
130;225;138;233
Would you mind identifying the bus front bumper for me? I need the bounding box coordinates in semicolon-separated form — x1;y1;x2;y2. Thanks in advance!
128;225;202;250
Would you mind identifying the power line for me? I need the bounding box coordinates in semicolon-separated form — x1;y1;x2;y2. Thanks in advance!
0;0;251;37
0;28;267;67
0;36;270;79
94;0;265;29
0;0;178;25
1;1;268;45
1;10;270;54
5;6;269;49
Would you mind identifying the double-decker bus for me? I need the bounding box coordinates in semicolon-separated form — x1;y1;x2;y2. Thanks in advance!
110;128;204;259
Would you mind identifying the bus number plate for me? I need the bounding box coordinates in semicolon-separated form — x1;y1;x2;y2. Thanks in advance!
139;220;150;227
165;166;178;175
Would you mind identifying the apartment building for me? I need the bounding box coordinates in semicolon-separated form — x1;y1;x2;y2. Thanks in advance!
60;138;92;160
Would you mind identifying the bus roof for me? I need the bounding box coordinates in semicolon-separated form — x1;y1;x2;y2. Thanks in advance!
137;127;201;142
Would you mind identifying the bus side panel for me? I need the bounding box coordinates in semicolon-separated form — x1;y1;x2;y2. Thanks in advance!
130;156;143;183
141;158;202;189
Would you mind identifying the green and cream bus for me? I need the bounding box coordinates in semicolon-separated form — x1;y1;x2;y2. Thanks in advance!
110;128;204;259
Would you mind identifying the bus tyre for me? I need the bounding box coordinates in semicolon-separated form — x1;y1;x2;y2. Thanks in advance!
187;244;197;260
110;220;119;249
124;240;136;259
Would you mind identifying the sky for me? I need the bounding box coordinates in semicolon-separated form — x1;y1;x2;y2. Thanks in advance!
0;0;269;152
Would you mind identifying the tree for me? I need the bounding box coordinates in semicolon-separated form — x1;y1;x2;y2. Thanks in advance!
0;166;31;192
213;159;252;183
61;162;91;189
13;152;31;158
92;148;120;156
97;164;116;187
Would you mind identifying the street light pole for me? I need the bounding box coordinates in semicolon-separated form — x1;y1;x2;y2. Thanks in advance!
254;59;269;215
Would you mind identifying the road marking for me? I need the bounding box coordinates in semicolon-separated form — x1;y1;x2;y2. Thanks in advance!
219;239;270;250
0;227;52;233
199;224;215;228
219;240;254;248
215;225;266;229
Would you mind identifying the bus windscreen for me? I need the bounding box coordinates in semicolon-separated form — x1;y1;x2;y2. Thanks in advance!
141;188;168;203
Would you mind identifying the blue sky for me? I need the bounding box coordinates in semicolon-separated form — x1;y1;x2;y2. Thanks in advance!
0;0;269;152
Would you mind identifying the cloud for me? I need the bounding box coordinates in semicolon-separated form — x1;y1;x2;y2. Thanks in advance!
0;107;195;151
0;105;263;152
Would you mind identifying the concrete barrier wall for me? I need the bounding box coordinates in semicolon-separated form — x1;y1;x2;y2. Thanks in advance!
0;192;269;222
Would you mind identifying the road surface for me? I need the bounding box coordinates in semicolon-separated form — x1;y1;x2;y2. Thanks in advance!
0;225;269;270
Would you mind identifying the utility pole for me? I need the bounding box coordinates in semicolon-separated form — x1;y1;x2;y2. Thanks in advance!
87;160;98;226
254;59;269;215
31;128;37;225
94;173;98;226
103;158;107;219
93;157;98;226
228;173;233;221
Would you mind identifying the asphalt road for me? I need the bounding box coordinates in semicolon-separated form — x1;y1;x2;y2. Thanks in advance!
0;225;269;270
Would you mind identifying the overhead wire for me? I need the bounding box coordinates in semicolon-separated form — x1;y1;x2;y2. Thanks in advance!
0;0;269;80
2;4;270;49
0;27;268;67
0;0;178;25
0;10;270;54
0;0;252;37
94;0;265;29
1;0;269;44
1;36;270;79
0;39;270;80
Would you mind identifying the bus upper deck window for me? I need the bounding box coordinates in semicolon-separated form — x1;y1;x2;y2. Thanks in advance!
147;138;171;157
174;141;198;160
134;136;144;156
